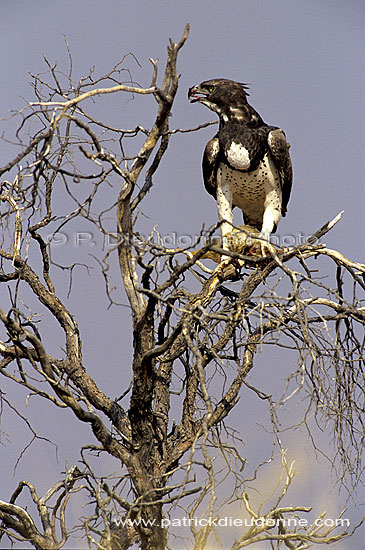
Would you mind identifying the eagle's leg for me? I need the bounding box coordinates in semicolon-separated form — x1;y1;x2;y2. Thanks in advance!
215;174;239;276
258;202;281;257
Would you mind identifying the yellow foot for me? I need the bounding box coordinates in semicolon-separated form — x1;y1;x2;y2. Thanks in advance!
215;257;241;281
259;240;277;258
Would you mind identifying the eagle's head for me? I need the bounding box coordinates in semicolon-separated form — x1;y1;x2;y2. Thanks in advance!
188;78;251;119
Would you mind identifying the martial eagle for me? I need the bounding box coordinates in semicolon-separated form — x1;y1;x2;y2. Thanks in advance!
188;78;292;261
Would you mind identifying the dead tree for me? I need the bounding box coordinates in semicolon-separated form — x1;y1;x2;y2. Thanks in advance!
0;25;364;550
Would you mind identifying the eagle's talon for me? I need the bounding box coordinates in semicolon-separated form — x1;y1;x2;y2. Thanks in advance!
216;257;241;281
247;239;277;259
260;241;277;258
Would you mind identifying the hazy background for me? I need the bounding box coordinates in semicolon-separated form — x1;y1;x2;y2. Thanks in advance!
0;1;364;548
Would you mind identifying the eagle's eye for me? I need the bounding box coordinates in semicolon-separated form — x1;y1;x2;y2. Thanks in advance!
208;85;214;93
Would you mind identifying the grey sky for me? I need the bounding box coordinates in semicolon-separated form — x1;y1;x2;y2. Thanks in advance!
0;1;364;548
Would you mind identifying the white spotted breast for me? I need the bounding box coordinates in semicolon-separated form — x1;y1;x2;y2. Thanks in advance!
219;153;282;226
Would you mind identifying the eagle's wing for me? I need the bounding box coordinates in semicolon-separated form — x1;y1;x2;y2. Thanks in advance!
202;136;220;198
267;128;293;216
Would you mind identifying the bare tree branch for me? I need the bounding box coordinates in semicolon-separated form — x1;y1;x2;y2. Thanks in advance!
0;23;363;550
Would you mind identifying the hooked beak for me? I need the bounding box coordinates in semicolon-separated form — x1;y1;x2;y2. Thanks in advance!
188;85;206;103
